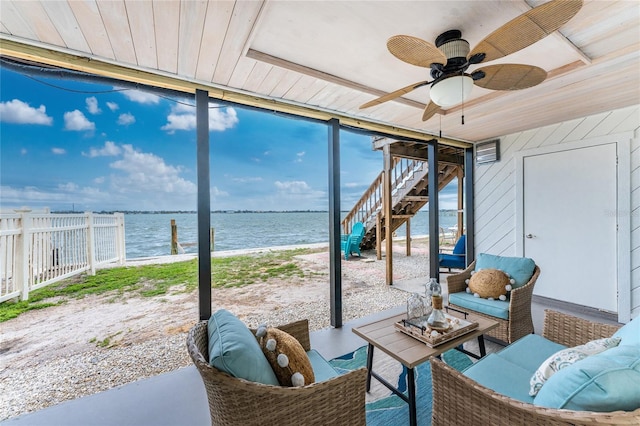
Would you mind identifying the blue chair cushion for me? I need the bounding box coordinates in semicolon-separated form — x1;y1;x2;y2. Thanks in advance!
475;253;536;288
494;334;567;373
307;349;340;382
463;354;535;404
613;315;640;346
208;309;279;385
449;291;510;320
439;253;466;269
534;345;640;412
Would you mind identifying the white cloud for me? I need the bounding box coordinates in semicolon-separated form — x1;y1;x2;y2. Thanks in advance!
86;97;101;114
273;180;326;207
209;106;239;131
121;89;160;104
161;103;239;133
232;176;263;183
295;151;305;163
117;112;135;126
58;182;78;192
84;141;122;158
64;110;95;131
109;144;197;195
0;184;108;210
106;101;119;111
1;142;198;210
211;186;228;197
274;180;312;193
0;99;53;125
52;148;66;155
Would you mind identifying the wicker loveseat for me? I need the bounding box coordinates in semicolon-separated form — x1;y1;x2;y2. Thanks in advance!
446;258;540;344
187;318;367;426
430;310;640;425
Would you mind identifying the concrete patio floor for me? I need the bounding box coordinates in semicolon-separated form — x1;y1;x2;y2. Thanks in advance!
2;290;618;426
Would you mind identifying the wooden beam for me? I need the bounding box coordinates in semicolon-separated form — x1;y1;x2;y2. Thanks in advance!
406;218;411;257
457;166;464;239
444;61;587;116
383;145;393;285
387;145;464;165
0;37;472;147
376;213;382;261
402;196;428;202
373;134;471;150
247;48;427;110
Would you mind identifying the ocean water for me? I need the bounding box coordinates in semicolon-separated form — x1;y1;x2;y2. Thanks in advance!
123;211;460;259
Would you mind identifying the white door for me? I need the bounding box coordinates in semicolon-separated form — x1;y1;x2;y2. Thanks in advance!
523;143;617;312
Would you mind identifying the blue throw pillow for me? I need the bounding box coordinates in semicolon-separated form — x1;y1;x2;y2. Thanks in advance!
475;253;536;288
207;309;279;385
613;315;640;346
533;345;640;412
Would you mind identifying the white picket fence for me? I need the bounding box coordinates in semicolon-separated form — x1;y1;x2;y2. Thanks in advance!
0;210;126;302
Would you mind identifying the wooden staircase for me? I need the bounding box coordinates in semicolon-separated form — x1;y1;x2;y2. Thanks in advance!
341;142;463;251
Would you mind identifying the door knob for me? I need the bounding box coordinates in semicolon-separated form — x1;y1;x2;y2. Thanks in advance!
525;234;534;239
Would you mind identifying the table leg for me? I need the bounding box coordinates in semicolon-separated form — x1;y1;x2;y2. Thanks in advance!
478;335;487;357
365;343;374;392
407;367;417;426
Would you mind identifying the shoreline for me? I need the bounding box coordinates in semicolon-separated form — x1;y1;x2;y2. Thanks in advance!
105;235;432;268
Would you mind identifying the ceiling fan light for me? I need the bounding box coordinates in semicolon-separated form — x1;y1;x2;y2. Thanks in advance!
430;75;474;108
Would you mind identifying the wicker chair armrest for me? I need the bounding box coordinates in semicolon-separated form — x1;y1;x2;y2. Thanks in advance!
430;358;640;425
542;309;621;347
444;261;476;295
188;321;367;425
506;265;539;340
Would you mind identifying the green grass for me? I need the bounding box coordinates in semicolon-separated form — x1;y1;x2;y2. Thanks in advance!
0;248;319;322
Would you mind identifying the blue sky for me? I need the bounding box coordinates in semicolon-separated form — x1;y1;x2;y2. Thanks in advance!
0;67;457;212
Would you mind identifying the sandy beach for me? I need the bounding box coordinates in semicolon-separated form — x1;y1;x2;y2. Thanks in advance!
0;238;433;421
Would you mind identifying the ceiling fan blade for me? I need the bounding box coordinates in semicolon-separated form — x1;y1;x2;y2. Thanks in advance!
469;0;583;63
473;64;547;91
387;35;447;68
422;101;440;121
360;81;430;109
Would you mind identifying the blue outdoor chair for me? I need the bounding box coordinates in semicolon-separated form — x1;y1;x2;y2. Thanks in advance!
439;234;466;271
341;222;365;260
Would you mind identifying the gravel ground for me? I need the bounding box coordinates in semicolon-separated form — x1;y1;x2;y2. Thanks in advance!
0;239;430;421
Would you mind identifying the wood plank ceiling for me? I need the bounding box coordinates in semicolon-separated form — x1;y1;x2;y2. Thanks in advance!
1;0;638;143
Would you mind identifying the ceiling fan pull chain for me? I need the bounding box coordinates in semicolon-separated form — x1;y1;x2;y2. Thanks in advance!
461;73;465;125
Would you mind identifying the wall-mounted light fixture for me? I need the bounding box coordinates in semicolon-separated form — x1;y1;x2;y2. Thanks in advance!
476;139;500;164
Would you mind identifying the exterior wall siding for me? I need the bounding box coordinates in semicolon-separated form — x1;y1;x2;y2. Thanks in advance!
474;105;640;319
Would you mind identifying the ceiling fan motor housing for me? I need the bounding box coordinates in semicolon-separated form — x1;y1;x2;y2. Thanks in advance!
435;29;470;73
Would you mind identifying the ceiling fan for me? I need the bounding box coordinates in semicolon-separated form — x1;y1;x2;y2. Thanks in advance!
359;0;583;122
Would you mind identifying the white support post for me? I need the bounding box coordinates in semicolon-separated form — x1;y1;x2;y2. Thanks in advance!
15;209;32;301
116;213;126;265
86;212;96;276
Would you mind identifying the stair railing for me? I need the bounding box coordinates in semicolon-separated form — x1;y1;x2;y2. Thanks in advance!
342;158;425;234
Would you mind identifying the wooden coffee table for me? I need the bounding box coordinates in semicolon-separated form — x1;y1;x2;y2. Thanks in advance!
352;312;498;426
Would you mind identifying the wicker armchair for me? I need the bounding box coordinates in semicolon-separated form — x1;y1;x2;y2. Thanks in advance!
187;319;367;426
446;260;540;344
430;310;640;425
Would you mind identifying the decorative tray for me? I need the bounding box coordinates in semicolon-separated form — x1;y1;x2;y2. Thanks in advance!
394;313;478;347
